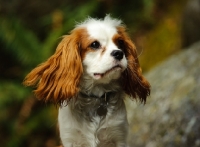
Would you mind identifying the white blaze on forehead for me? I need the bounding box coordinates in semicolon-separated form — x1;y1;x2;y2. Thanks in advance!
76;15;123;41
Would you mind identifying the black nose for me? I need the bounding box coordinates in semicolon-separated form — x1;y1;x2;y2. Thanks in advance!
111;50;124;60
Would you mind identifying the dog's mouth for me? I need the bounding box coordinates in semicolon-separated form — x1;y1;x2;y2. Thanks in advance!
93;65;123;79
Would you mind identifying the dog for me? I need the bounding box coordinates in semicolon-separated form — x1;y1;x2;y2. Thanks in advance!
23;15;150;147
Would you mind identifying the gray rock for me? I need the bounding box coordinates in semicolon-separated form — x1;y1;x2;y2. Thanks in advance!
127;42;200;147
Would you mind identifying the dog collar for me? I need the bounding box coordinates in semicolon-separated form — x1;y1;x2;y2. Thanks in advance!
80;92;113;116
96;92;111;116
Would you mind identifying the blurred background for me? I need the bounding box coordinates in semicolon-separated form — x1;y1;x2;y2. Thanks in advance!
1;0;199;146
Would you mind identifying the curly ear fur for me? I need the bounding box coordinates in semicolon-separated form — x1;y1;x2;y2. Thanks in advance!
118;27;150;103
23;31;83;105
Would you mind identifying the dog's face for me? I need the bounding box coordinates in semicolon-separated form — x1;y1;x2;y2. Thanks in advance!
81;22;128;83
23;16;150;104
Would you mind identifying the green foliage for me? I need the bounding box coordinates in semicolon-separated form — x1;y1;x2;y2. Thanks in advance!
0;18;42;67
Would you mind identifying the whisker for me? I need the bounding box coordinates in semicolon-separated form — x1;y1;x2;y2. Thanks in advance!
127;60;137;65
137;47;144;58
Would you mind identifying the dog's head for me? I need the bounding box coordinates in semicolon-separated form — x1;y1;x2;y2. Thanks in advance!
23;15;150;105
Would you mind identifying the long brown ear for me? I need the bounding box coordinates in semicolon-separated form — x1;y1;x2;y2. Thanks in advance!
119;27;150;103
23;32;83;105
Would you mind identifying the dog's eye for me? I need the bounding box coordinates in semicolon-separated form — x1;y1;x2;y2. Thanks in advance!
118;39;125;49
90;41;101;49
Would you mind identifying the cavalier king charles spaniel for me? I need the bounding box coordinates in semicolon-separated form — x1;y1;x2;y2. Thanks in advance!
24;15;150;147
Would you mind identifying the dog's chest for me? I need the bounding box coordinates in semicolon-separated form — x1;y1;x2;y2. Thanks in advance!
58;94;126;147
71;92;118;120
